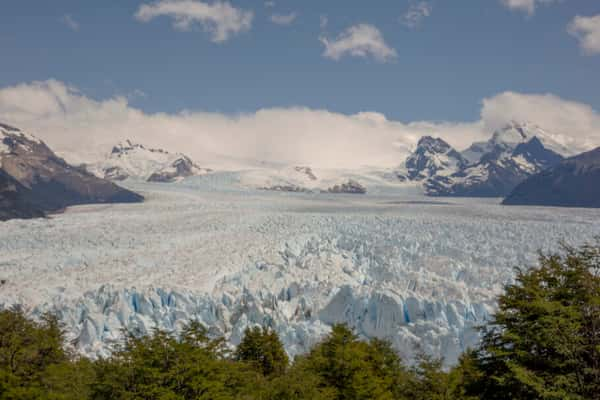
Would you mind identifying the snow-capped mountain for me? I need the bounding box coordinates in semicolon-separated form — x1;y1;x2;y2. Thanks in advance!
411;123;568;197
402;136;467;181
426;136;564;197
87;140;212;183
0;123;143;221
461;121;574;164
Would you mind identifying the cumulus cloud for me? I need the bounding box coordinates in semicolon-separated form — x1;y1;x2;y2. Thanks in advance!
270;12;297;26
500;0;560;15
401;2;432;28
60;14;80;31
568;15;600;55
134;0;253;43
320;24;397;62
0;80;598;169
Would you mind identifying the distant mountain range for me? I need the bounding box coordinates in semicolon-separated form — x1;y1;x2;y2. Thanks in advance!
85;140;212;183
503;147;600;208
398;121;571;198
0;123;143;221
2;119;598;216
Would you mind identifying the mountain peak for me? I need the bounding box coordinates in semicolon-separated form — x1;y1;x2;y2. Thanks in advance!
405;136;466;180
111;140;169;156
427;131;565;198
91;140;211;182
490;121;535;146
416;136;453;153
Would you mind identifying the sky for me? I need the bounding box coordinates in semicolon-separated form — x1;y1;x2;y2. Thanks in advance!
1;0;600;168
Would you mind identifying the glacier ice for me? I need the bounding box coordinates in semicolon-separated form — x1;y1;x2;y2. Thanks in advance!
1;173;599;366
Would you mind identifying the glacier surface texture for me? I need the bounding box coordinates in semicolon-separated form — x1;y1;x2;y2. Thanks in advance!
1;173;599;366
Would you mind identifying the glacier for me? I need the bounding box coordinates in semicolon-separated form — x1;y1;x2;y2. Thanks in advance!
1;172;599;366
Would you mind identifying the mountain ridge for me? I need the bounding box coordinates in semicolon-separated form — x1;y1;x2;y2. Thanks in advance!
417;123;567;197
0;123;143;221
87;140;212;182
503;146;600;208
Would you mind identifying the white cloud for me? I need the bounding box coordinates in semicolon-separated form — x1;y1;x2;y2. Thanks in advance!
0;80;598;169
481;92;600;151
401;2;432;28
60;14;80;31
270;12;297;26
264;1;275;7
135;0;253;43
320;24;397;62
500;0;560;16
568;15;600;55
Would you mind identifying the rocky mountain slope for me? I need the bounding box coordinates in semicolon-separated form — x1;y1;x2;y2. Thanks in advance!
87;140;212;182
400;122;569;198
404;136;467;181
0;123;143;221
426;136;564;197
503;147;600;208
461;121;574;164
0;168;44;220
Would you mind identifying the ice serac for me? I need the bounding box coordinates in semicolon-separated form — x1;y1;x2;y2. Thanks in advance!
503;147;600;208
34;232;494;366
0;123;143;221
425;123;565;197
404;136;467;181
87;140;212;182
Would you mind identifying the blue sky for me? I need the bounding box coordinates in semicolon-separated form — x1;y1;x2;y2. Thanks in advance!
1;0;599;122
1;1;600;168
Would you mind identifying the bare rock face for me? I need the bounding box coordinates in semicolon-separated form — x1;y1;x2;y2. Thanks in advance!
0;169;44;220
147;156;211;183
327;180;367;194
0;123;143;221
405;136;467;181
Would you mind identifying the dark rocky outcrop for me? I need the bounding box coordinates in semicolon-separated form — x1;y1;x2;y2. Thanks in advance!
327;180;367;194
147;156;208;183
